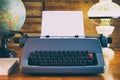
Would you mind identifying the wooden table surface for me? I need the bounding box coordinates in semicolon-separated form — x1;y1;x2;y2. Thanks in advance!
0;49;120;80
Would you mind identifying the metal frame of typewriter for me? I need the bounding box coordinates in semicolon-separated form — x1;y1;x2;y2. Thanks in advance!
19;35;107;75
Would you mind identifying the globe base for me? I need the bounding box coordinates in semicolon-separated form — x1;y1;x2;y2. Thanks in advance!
0;32;17;58
0;48;17;58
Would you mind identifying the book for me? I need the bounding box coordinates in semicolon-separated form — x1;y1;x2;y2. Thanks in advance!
0;58;19;75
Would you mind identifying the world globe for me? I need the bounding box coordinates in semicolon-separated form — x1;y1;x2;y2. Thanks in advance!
0;0;26;58
0;0;26;36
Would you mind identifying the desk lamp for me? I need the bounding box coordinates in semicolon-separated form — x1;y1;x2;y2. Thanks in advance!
88;0;120;60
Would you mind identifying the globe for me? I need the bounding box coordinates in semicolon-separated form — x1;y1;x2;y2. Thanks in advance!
0;0;26;58
0;0;26;36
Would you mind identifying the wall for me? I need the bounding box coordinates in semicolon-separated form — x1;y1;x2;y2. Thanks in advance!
10;0;120;50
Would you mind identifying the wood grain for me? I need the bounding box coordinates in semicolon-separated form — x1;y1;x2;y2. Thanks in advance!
7;0;120;49
0;49;120;80
24;2;42;18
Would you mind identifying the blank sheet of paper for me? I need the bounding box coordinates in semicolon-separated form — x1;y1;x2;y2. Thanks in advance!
41;11;84;38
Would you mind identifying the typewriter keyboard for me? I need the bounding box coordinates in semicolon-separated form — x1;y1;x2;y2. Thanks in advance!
28;50;98;66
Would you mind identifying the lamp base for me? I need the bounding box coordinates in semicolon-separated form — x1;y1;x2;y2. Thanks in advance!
102;48;114;60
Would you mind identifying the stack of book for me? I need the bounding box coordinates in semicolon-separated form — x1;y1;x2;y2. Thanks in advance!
0;58;19;75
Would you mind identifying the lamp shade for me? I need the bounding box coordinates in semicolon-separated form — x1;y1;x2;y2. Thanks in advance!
88;0;120;18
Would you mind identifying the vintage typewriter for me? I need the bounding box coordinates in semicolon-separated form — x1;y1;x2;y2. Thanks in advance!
20;11;106;74
20;37;106;74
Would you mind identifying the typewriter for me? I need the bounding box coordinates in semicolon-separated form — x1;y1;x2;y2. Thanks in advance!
20;11;105;75
20;37;105;74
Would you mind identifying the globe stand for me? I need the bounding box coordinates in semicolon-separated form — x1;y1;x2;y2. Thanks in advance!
0;32;17;58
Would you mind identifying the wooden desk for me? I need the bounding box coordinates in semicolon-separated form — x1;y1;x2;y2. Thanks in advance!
0;49;120;80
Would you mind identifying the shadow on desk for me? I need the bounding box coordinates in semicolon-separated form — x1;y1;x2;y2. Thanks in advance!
24;73;102;77
18;74;105;80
